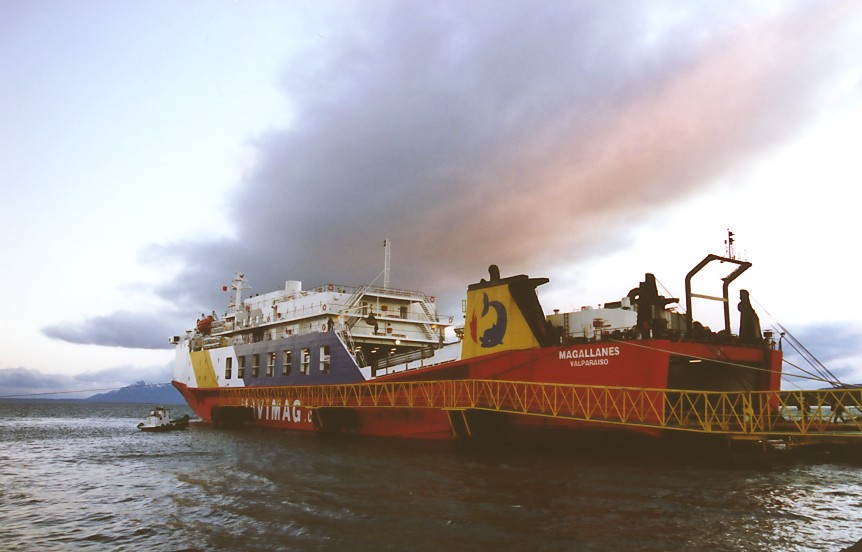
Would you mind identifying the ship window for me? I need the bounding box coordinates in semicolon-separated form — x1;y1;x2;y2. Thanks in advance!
319;345;330;373
267;352;275;377
400;305;407;319
225;357;233;379
252;354;260;378
282;350;292;376
300;348;310;374
238;356;246;378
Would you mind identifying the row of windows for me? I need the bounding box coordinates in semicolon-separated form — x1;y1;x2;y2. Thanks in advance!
224;346;330;379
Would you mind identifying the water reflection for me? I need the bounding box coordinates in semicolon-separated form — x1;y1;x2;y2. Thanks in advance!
0;402;860;551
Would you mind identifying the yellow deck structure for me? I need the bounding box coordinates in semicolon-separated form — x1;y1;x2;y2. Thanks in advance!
211;380;862;447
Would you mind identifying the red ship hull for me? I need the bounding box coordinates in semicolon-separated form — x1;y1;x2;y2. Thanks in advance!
173;339;782;441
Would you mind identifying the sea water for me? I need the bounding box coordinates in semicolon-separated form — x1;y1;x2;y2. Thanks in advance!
1;401;860;551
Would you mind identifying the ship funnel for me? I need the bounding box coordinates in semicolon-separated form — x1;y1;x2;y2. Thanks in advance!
461;266;556;360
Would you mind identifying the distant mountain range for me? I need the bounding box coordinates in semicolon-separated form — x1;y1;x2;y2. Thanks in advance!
87;381;185;404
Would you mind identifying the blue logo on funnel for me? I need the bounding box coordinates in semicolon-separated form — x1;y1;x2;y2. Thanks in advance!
479;292;507;348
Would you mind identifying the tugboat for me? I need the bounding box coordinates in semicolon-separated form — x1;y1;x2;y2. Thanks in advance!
137;406;190;432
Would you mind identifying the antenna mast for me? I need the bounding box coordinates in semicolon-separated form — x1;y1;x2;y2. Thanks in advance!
226;272;249;315
725;229;735;260
383;239;391;289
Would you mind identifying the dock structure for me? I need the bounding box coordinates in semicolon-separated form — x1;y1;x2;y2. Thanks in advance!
208;380;862;448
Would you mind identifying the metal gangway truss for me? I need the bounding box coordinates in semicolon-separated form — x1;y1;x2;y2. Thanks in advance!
215;380;862;446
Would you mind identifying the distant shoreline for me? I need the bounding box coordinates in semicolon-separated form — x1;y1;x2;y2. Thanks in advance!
0;397;185;404
1;382;184;404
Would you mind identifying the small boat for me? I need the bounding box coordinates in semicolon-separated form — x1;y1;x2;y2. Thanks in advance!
137;406;190;432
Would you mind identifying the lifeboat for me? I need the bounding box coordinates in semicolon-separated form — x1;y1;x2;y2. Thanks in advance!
196;315;213;335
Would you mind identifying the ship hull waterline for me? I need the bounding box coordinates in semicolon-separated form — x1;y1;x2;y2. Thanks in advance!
173;339;782;443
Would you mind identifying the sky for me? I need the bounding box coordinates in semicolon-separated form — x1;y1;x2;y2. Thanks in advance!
2;0;862;397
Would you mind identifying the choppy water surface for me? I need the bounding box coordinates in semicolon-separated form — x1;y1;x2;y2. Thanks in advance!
1;401;861;551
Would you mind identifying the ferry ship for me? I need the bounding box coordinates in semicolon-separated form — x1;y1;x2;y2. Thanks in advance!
171;244;784;441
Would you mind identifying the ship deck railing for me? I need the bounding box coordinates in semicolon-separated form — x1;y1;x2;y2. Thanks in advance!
207;380;862;442
302;283;430;300
202;298;447;341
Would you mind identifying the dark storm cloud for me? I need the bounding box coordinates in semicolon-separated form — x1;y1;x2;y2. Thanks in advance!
42;311;180;349
779;322;862;385
156;2;858;310
0;367;74;391
58;1;862;348
0;365;171;397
